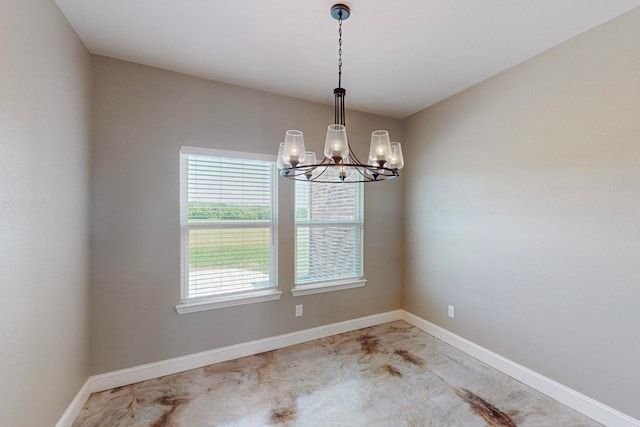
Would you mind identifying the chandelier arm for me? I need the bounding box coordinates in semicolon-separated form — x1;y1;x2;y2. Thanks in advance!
315;167;328;179
353;166;370;179
346;141;365;165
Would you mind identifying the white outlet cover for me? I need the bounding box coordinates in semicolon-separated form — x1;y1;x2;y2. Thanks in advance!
448;305;455;318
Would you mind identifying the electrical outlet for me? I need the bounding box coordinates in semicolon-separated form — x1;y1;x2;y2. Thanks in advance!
295;304;303;317
448;305;455;319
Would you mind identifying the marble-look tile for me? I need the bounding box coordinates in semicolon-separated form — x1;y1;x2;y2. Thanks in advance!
73;321;602;427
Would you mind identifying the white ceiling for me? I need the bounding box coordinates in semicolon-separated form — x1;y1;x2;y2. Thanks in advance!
55;0;640;119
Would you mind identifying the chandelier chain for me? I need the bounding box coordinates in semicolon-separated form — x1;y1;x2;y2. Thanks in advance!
338;13;343;88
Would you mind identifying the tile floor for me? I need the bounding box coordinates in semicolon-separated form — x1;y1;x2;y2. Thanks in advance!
73;321;601;426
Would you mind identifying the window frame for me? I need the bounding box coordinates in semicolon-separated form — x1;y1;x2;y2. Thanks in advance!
292;181;366;296
176;146;281;314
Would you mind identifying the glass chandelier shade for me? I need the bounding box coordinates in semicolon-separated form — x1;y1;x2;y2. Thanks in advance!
276;142;288;169
302;151;317;180
389;142;404;170
282;130;306;168
368;130;392;168
277;3;404;183
324;124;350;163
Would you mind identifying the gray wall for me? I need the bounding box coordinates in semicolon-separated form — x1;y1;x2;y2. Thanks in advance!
90;56;403;374
403;8;640;419
0;0;92;425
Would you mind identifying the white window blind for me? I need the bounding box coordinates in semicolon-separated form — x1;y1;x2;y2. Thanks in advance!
180;148;277;300
294;181;363;284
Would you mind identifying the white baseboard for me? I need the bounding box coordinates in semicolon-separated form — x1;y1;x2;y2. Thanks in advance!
55;309;403;427
57;309;639;427
401;310;640;427
55;379;92;427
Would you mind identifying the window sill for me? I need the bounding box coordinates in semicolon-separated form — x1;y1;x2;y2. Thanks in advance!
175;289;283;314
291;278;367;297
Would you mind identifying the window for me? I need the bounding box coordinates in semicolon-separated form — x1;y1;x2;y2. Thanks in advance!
293;181;365;296
177;147;280;313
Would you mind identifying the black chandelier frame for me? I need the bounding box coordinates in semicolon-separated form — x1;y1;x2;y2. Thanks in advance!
280;3;400;183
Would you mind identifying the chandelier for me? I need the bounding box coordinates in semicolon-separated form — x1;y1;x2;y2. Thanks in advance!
277;3;404;183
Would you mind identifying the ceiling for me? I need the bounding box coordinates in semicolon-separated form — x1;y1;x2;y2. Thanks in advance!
54;0;640;119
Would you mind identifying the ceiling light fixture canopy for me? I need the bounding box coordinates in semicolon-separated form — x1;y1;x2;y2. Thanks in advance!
277;3;404;183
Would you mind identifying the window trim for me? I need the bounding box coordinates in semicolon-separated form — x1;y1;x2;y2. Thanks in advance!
176;288;282;314
177;146;281;314
291;278;367;297
292;181;365;296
